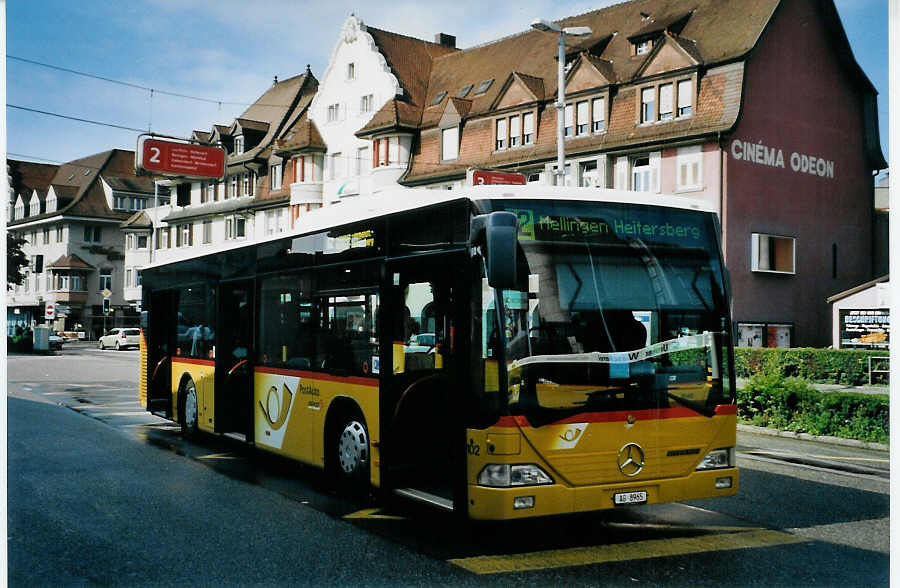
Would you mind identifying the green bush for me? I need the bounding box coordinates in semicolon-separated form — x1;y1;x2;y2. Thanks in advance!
737;374;889;444
735;347;888;386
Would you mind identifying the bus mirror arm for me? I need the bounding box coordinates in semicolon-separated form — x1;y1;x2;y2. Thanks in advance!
471;212;518;289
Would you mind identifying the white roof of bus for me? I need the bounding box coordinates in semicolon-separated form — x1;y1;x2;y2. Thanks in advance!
142;185;717;270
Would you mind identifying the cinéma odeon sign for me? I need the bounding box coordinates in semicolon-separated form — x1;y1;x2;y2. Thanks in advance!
731;139;835;179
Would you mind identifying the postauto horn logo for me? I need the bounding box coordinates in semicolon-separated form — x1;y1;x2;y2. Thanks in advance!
260;384;293;430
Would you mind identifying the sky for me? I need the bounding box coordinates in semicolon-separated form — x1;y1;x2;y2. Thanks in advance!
5;0;890;169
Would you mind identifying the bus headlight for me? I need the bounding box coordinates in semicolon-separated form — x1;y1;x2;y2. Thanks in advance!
477;464;554;487
696;448;735;470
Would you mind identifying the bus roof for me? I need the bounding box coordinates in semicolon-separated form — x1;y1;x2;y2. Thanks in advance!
141;186;717;270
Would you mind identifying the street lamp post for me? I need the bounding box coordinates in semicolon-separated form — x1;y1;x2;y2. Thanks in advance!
531;19;592;186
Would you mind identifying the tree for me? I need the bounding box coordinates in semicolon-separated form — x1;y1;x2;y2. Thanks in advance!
7;231;28;290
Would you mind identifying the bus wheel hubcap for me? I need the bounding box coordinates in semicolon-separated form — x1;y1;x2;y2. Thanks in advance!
338;421;368;475
185;385;197;429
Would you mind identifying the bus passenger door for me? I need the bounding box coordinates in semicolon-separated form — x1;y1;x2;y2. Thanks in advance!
215;280;253;437
147;290;176;418
383;256;469;506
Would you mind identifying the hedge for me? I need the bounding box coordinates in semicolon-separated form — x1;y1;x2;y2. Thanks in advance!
734;347;888;386
737;374;889;444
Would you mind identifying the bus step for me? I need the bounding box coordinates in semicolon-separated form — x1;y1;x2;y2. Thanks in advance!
222;432;247;443
393;488;454;511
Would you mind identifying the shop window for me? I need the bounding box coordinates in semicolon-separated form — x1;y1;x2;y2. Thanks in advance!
737;323;793;348
752;233;795;274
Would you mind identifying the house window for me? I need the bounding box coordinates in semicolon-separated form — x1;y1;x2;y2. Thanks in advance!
677;79;693;116
495;118;507;150
632;156;653;192
356;147;369;175
509;115;520;148
360;94;374;114
676;145;703;191
441;127;459;161
576;101;589;135
202;220;212;244
242;172;250;196
127;234;134;250
564;104;574;137
137;235;148;249
658;83;673;120
156;227;170;249
641;87;655;123
327;103;340;123
204;182;215;203
114;195;127;210
474;79;493;95
56;226;64;242
751;233;796;274
176;223;193;248
99;270;112;291
30;198;40;216
234;136;244;155
330;153;343;180
126;269;133;288
580;160;599;187
523;112;534;145
270;164;282;190
83;226;102;243
236;217;246;238
231;175;239;198
42;227;50;244
634;39;653;55
347;62;356;80
592;97;605;132
430;91;447;106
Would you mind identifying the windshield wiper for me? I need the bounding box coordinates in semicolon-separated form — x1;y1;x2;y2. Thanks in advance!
667;391;716;418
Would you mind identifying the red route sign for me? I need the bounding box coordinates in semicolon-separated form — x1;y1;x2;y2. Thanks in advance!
136;136;226;180
470;169;527;185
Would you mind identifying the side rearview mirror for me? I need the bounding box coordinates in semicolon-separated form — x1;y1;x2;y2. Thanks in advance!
471;211;518;289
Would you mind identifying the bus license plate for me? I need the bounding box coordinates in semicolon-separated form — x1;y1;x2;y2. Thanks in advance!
614;491;648;505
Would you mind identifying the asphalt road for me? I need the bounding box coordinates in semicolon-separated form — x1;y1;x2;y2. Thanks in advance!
6;343;890;585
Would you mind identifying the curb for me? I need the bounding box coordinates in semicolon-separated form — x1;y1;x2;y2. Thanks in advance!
737;424;888;452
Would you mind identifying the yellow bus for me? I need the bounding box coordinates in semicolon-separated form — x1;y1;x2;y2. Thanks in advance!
139;185;737;520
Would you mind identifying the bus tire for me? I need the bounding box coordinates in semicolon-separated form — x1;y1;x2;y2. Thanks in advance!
328;407;370;494
178;377;199;439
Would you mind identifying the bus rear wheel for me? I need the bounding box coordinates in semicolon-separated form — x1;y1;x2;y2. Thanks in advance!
179;378;199;438
329;410;370;493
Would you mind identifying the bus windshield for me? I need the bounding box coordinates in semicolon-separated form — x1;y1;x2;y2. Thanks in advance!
483;200;731;425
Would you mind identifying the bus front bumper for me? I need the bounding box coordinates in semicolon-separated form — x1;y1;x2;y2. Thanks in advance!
467;467;739;520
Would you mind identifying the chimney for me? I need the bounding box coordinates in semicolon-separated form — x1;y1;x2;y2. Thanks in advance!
435;33;456;48
273;75;279;85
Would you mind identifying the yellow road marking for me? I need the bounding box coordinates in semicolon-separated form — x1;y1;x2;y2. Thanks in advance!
197;453;241;460
343;508;406;521
449;529;806;575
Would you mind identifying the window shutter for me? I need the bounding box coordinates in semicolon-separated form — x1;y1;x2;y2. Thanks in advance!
649;151;661;193
659;84;673;117
615;157;628;189
678;79;692;110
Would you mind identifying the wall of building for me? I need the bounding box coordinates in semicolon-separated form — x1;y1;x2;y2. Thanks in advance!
724;0;875;347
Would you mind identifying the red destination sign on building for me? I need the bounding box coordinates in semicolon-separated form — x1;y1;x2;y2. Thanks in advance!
469;169;527;185
136;136;226;180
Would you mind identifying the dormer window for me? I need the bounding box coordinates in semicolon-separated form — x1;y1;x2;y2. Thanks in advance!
430;91;447;106
638;77;694;125
634;39;654;55
234;136;244;155
347;62;356;80
494;109;537;151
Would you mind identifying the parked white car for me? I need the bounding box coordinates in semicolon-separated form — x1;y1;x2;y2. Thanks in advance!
98;328;141;350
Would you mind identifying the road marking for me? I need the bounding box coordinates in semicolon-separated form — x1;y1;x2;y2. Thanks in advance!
343;508;406;521
448;529;806;575
197;453;242;460
745;450;888;464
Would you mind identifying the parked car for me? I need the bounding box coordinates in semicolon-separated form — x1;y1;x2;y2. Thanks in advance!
98;328;141;350
48;334;65;351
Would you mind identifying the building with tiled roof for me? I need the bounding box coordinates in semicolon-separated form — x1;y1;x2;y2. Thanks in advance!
122;71;319;308
349;0;883;347
7;149;165;338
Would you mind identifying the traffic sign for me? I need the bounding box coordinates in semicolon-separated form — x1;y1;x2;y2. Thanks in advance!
468;169;527;186
103;288;112;299
45;302;55;320
136;135;226;180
